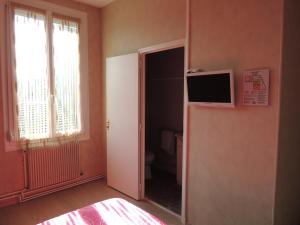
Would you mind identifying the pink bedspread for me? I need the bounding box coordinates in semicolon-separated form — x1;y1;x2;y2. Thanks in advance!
38;198;166;225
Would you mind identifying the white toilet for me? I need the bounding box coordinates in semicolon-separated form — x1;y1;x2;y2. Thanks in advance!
145;130;175;180
145;151;155;180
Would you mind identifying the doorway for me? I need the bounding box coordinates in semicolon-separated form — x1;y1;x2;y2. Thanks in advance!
141;46;184;215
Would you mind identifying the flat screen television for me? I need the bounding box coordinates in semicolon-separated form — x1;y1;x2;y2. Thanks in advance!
187;69;235;107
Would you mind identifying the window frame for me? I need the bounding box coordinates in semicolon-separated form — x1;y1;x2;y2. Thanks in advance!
0;0;90;151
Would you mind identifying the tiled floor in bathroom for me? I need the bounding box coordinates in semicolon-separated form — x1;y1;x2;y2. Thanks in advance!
145;167;182;215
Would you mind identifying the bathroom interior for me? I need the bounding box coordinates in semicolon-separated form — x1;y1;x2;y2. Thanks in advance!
144;47;184;215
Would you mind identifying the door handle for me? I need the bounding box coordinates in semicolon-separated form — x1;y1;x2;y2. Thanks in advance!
106;121;110;130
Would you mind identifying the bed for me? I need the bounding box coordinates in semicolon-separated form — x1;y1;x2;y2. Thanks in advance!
38;198;166;225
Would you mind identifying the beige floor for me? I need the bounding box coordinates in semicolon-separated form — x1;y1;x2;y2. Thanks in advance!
0;179;182;225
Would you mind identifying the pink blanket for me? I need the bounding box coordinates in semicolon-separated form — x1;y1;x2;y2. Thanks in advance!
38;198;166;225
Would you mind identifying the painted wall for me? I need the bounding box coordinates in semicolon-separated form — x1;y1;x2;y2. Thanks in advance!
101;0;288;224
101;0;186;58
101;0;186;185
0;0;24;199
0;0;105;198
0;0;291;224
274;0;300;224
188;0;283;224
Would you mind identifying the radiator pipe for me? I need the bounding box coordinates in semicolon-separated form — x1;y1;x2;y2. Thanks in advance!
1;140;103;205
23;149;29;189
0;190;23;199
20;175;104;202
0;175;104;204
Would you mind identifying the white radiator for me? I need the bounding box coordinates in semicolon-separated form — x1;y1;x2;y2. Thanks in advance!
26;140;80;190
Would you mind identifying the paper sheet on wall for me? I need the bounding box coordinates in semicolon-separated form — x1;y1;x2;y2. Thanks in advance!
243;69;270;106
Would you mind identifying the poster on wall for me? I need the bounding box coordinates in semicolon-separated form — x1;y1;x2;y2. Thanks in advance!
242;69;270;106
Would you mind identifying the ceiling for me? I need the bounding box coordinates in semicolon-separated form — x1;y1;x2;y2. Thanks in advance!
73;0;115;8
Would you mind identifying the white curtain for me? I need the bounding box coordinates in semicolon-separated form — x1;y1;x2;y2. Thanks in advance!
14;8;50;140
13;7;82;141
52;17;81;136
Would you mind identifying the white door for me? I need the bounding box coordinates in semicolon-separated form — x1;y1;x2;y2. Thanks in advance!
106;53;140;200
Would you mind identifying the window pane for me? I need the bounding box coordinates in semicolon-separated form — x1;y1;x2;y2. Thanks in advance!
14;8;50;140
52;18;81;135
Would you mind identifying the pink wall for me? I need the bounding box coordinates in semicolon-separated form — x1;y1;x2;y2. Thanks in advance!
101;0;287;224
2;1;295;225
0;0;105;199
101;0;186;58
187;0;283;224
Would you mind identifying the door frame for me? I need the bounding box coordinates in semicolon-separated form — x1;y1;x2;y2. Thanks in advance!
138;39;188;223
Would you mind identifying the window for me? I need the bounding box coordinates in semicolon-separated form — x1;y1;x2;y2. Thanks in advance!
14;7;49;140
1;1;89;148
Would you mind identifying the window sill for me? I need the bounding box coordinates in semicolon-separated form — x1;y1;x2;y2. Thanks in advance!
4;132;90;152
78;132;89;142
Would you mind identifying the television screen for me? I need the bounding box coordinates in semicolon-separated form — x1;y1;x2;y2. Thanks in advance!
187;69;235;107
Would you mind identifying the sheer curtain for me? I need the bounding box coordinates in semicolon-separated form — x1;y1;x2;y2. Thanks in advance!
13;8;50;140
12;6;82;141
52;17;81;136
